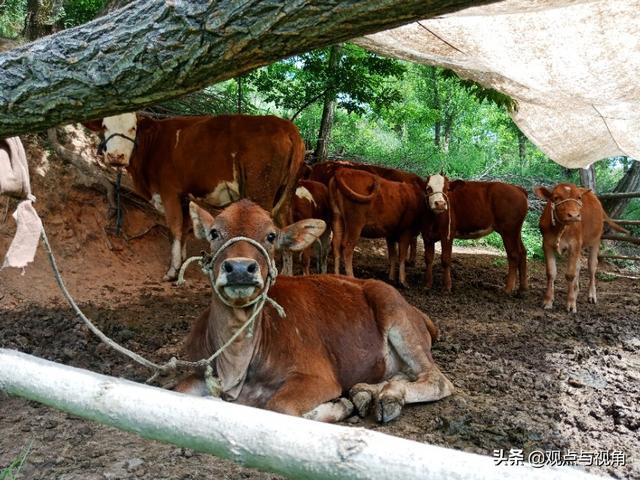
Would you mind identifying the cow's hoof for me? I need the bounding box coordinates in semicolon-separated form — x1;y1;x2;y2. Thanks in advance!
588;295;597;304
338;397;355;417
350;390;373;418
375;395;403;424
567;305;577;314
163;270;178;282
543;302;553;310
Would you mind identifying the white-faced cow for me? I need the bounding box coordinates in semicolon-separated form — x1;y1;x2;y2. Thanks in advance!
422;174;529;293
176;199;454;423
535;183;627;313
86;113;304;280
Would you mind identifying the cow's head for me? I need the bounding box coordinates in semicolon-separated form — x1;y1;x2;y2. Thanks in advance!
424;174;450;213
535;183;587;224
189;199;325;306
84;113;137;167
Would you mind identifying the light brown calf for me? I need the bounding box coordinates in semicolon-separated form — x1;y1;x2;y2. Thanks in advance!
309;160;422;264
422;175;528;292
176;199;453;423
329;168;426;287
292;179;332;274
85;113;303;280
535;183;627;313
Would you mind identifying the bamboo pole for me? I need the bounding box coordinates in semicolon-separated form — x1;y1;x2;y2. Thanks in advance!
597;192;640;200
599;254;640;261
0;350;602;480
610;219;640;226
601;234;640;245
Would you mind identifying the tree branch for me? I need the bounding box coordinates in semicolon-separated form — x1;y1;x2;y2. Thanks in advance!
0;0;497;137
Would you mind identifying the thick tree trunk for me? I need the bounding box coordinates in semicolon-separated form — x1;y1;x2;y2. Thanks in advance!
442;115;452;153
0;0;495;137
601;160;640;218
517;130;526;164
24;0;64;41
312;44;342;164
579;164;596;191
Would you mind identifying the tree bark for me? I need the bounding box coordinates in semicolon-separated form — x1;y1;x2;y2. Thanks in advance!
579;165;596;191
312;44;342;164
0;0;496;137
601;160;640;218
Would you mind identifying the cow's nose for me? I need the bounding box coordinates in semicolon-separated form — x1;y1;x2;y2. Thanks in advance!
567;211;581;221
434;200;447;210
221;258;260;284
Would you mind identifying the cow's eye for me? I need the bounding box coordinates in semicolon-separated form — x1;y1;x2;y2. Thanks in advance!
266;232;277;243
210;228;220;240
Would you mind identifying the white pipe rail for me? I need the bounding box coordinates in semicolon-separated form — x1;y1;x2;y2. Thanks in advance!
0;349;602;480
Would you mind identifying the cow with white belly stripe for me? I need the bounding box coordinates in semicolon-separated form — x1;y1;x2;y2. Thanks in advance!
85;113;304;280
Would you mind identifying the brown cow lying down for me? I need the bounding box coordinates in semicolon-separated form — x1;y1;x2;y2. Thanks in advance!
176;199;454;423
329;168;426;287
422;175;528;293
292;179;332;275
309;160;422;264
85;113;303;280
535;183;627;313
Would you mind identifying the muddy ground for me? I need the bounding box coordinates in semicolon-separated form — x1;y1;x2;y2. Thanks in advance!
1;150;639;479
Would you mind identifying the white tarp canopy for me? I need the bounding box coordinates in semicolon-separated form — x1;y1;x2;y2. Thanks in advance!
356;0;640;168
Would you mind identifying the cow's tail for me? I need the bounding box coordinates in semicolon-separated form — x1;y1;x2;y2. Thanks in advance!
334;169;379;203
416;307;439;342
604;214;629;234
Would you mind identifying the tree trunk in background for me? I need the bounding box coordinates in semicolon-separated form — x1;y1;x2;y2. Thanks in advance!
579;165;596;191
602;159;640;218
0;0;495;137
312;44;342;164
442;115;452;153
237;76;243;114
24;0;63;41
517;130;526;164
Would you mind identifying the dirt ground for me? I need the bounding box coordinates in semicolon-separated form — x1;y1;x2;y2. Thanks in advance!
1;144;639;479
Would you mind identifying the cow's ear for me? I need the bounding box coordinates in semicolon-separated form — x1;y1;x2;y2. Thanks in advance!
534;186;552;201
189;201;216;241
83;119;104;132
277;219;325;251
578;187;591;195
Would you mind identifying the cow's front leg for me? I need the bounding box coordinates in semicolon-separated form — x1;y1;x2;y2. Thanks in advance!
542;242;557;309
265;373;349;423
440;237;454;292
587;244;599;304
565;245;581;313
386;238;398;282
162;195;184;281
397;233;412;288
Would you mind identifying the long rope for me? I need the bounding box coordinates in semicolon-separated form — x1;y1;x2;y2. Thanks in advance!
40;227;285;393
114;171;123;236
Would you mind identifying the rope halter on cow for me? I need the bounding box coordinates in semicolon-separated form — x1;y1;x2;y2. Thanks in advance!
96;132;138;155
427;190;452;241
550;197;583;227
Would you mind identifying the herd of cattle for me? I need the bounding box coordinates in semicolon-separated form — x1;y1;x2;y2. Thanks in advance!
85;112;626;422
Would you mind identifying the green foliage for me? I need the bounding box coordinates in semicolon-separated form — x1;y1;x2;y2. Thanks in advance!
63;0;104;28
0;0;26;38
249;44;406;119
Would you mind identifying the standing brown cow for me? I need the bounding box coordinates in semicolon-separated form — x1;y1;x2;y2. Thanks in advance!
85;113;304;280
292;179;332;274
534;183;627;313
329;168;426;287
177;199;454;423
311;160;423;266
422;174;528;292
